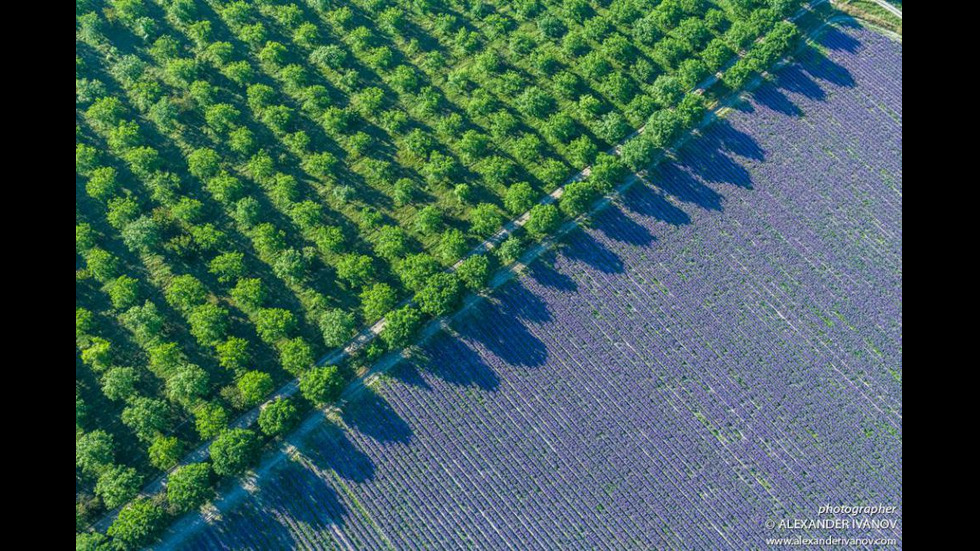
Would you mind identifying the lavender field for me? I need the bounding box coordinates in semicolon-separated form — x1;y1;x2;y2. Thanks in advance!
166;23;902;550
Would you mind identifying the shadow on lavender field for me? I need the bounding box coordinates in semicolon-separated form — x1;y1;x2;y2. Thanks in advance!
305;423;377;483
454;292;550;369
591;204;657;247
527;254;578;293
341;387;413;445
233;462;349;550
623;183;692;226
561;229;626;274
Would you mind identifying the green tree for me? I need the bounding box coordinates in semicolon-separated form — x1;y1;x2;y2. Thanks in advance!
496;236;524;265
86;249;120;283
188;304;230;346
194;402;228;440
381;305;423;350
258;397;299;437
96;464;142;509
86;167;120;202
107;498;165;549
456;255;490;291
210;429;260;477
416;273;462;317
272;335;309;374
101;367;138;402
237;370;275;407
216;337;250;372
148;435;183;471
525;204;562;238
299;366;343;406
165;274;207;312
361;283;398;322
76;430;115;476
504;182;536;215
438;229;468;263
373;226;409;260
320;308;356;348
397;253;441;292
470;204;503;237
121;397;170;442
335;254;374;287
255;308;297;343
209;252;246;284
558;180;597;217
589;154;627;193
646;109;683;148
416;206;443;234
166;364;209;407
619;137;657;171
230;278;265;312
167;463;213;513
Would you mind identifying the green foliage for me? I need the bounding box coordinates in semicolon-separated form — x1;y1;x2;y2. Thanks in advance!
210;429;260;477
620;137;657;171
497;236;525;265
255;308;297;343
456;254;491;291
258;397;300;437
101;367;138;402
299;365;343;406
525;204;562;239
96;464;142;509
194;402;229;440
381;305;423;350
167;463;213;513
437;229;468;263
561;180;599;218
416;273;462;317
504;182;537;215
279;337;314;375
216;337;250;372
148;436;183;471
470;204;504;237
361;283;398;322
237;370;275;407
397;253;441;293
107;498;166;549
76;430;115;477
121;397;170;442
320;308;356;348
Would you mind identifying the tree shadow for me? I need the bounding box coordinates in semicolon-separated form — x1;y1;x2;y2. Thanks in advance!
496;280;554;324
776;63;830;101
623;183;692;226
592;204;656;247
387;355;434;392
651;162;725;211
708;119;766;161
267;465;348;532
303;422;376;484
203;463;348;550
751;85;803;117
340;387;413;445
683;139;756;190
402;332;502;391
821;23;863;53
454;295;549;368
526;255;578;293
561;229;626;274
796;47;857;90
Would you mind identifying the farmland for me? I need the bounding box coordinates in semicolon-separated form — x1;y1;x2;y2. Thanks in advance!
77;0;813;543
157;21;902;550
